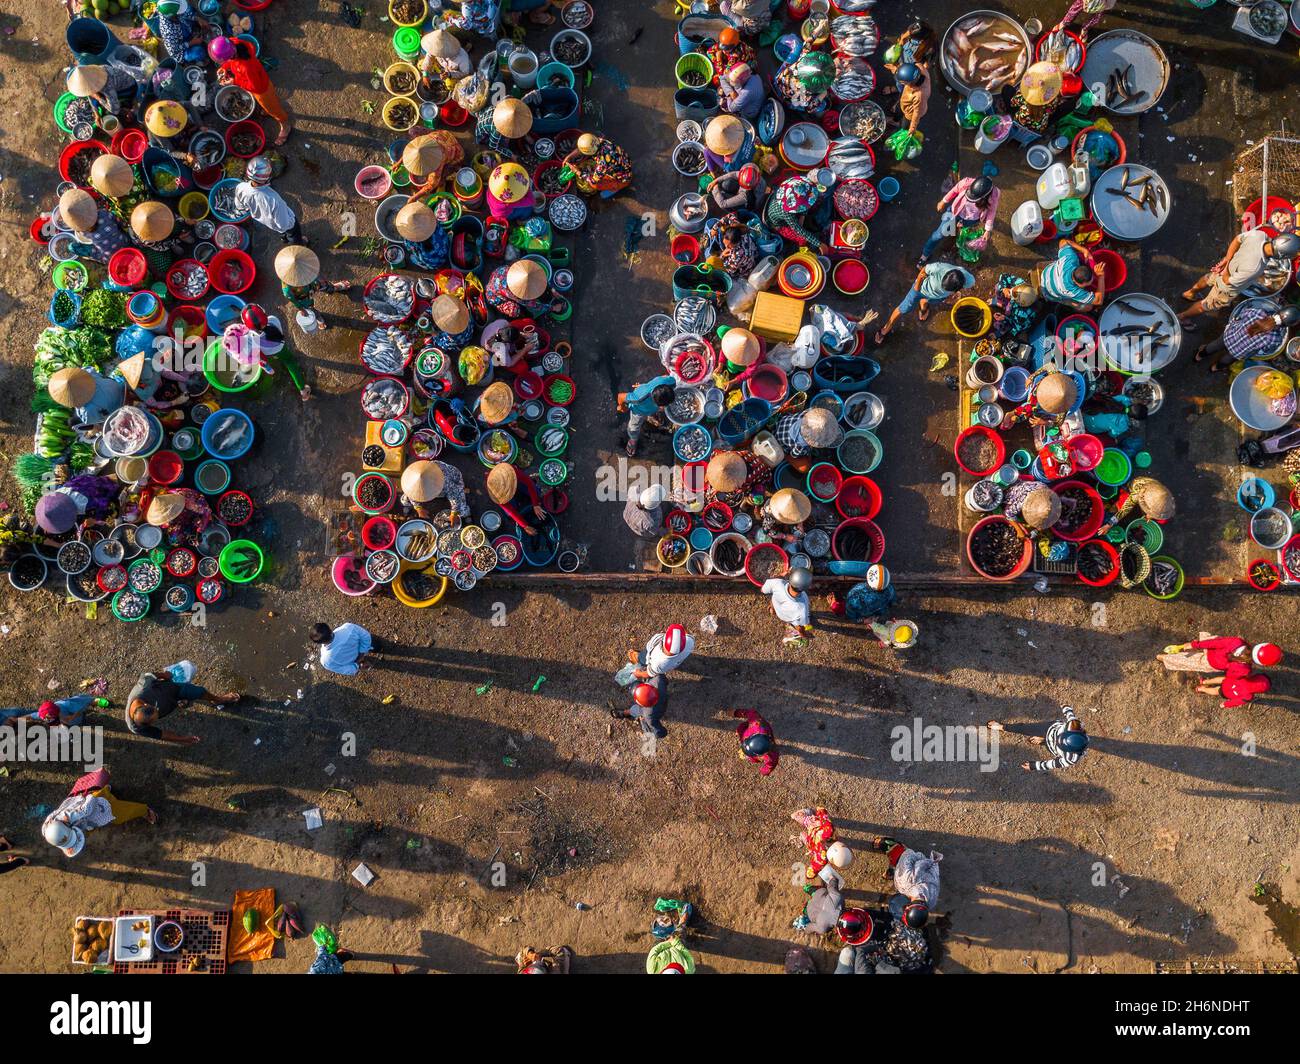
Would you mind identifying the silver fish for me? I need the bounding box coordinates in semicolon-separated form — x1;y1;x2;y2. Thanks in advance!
961;17;993;35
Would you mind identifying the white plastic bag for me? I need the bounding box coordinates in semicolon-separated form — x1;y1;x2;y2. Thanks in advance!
726;277;757;317
165;661;197;684
791;324;822;369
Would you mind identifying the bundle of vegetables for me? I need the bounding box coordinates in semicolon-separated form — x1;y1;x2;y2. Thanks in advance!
33;326;114;388
36;407;76;459
79;289;128;330
11;452;55;516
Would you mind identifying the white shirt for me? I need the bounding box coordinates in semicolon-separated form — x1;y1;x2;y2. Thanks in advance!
643;631;695;677
762;579;811;626
319;623;373;676
1225;229;1271;289
233;180;297;234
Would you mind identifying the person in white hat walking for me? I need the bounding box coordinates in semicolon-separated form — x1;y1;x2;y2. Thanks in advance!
235;156;304;243
43;770;158;860
629;624;695;681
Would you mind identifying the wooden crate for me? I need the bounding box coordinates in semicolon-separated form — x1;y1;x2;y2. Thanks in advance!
750;291;805;343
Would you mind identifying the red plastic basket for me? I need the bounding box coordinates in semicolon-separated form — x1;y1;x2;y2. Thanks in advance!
224;119;266;159
744;541;790;587
207;248;255;295
832;517;885;565
165;259;210;301
108;247;149;288
1076;539;1119;588
835;475;881;520
954;425;1005;476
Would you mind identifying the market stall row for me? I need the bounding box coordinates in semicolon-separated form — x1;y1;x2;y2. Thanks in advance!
8;5;292;620
331;3;610;603
630;2;914;643
938;14;1189;597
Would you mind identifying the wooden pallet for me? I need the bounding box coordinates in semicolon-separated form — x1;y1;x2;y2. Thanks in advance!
114;908;230;975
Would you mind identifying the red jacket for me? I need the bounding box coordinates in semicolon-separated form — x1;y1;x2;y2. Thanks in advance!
1220;661;1269;708
1191;636;1247;672
733;709;778;776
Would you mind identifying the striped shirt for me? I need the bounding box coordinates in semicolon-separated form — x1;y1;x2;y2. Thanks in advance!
1033;705;1086;771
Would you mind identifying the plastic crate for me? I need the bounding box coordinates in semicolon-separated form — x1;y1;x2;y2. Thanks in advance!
114;908;230;975
1033;551;1077;575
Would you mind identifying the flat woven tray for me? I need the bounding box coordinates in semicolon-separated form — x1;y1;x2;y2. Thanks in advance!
114;908;230;975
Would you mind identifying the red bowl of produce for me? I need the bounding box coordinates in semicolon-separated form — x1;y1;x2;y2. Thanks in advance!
835;475;882;520
1076;538;1120;588
966;515;1031;581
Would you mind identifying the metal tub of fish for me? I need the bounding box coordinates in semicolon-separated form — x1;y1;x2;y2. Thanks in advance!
1079;29;1168;115
1099;293;1181;375
1090;163;1170;242
941;11;1030;96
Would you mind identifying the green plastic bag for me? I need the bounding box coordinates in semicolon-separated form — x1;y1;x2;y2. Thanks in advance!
509;216;553;252
885;127;923;162
312;924;338;954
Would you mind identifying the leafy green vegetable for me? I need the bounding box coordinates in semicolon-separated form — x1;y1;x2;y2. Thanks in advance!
79;289;128;329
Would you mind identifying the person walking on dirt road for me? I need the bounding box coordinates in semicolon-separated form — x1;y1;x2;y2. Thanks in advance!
126;663;240;745
988;704;1088;771
629;624;695;680
1157;635;1281;676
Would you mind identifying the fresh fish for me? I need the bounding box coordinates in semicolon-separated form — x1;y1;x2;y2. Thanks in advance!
966;51;980;78
981;40;1018;52
951;27;972;52
994;31;1021;44
961;17;993;35
978;56;1011;74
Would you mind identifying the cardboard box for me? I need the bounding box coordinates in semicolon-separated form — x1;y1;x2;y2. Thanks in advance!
750;291;805;343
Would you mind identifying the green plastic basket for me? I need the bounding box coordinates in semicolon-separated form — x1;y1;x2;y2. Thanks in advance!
675;52;714;90
219;539;264;584
1126;517;1163;555
111;589;151;623
1144;555;1184;600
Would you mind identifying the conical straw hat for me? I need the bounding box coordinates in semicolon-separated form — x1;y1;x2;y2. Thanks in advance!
486;462;518;503
401;460;445;502
131;200;174;241
48;367;97;408
275;244;320;286
90;153;135;197
506;259;547;301
402;134;446;178
395;201;437;241
493;97;533;139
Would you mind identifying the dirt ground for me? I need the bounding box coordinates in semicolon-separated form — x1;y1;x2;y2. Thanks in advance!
0;2;1298;974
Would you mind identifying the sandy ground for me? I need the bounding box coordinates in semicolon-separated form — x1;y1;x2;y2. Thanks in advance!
0;2;1298;973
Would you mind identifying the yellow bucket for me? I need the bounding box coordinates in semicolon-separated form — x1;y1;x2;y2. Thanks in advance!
179;191;209;223
382;95;419;132
950;296;992;339
391;563;447;608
